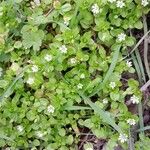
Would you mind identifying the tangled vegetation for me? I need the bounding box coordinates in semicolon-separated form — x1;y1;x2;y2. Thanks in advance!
0;0;150;149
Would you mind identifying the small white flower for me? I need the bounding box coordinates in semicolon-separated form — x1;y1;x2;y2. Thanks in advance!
5;148;11;150
10;63;20;72
109;82;116;89
130;95;140;104
17;125;24;132
141;0;149;6
64;20;69;26
103;98;108;104
118;33;126;42
34;0;41;6
80;73;85;79
0;67;3;77
86;148;93;150
47;105;55;113
31;65;38;72
118;133;128;143
36;131;44;138
77;83;83;89
63;16;70;26
44;54;52;62
116;1;125;8
91;4;100;15
59;45;67;54
108;0;116;3
26;77;34;85
127;119;136;126
111;27;114;30
70;58;77;64
126;60;132;68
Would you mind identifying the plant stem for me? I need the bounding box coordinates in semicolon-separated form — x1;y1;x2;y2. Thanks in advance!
143;15;150;79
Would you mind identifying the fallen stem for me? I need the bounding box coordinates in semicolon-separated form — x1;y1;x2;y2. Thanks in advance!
140;80;150;91
123;30;150;60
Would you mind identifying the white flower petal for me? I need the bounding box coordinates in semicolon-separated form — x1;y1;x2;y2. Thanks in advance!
130;95;139;104
116;1;125;8
27;77;34;85
141;0;149;6
118;133;128;143
108;0;116;3
36;131;44;138
103;98;108;104
47;105;55;113
17;125;24;132
118;33;126;42
70;58;77;64
80;73;85;79
77;83;83;89
126;60;132;68
44;54;52;62
109;82;116;89
91;4;100;14
31;65;38;72
127;119;136;125
59;45;67;53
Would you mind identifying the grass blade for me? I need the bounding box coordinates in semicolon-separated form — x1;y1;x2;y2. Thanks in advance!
128;128;134;150
64;105;92;110
135;49;146;83
136;126;150;132
131;52;145;137
89;44;121;97
123;30;150;60
131;53;142;83
143;15;150;79
0;66;28;102
138;102;145;136
140;80;150;91
79;92;122;133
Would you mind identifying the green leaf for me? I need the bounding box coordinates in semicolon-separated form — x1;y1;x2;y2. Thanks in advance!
0;66;28;102
126;37;135;47
89;44;121;97
66;135;74;145
64;105;91;110
83;142;93;150
14;41;22;49
78;10;93;29
134;21;143;29
58;128;66;137
78;92;122;133
26;110;36;121
21;25;44;51
61;3;72;13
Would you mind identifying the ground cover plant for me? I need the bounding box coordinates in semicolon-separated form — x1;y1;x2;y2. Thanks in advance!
0;0;150;149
